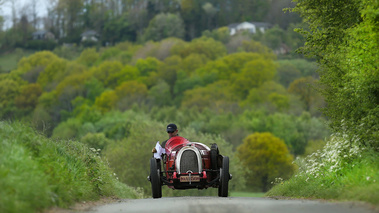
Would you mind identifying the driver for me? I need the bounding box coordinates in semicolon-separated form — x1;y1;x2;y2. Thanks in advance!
152;123;179;153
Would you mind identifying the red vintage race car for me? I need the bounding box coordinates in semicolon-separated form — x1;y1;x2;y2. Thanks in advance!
148;136;232;198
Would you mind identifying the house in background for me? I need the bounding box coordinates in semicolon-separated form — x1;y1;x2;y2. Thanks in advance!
228;22;272;35
32;30;55;40
81;30;99;42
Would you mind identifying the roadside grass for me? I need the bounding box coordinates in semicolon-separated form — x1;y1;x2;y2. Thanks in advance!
266;152;379;205
0;121;143;213
0;49;35;73
231;191;265;197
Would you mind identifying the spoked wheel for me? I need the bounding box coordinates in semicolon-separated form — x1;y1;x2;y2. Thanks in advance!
150;158;162;198
218;156;230;197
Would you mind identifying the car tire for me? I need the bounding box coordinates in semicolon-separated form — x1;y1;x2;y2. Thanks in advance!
210;143;219;172
150;158;162;198
218;156;229;197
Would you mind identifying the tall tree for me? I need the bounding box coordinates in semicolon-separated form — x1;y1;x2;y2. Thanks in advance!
180;0;204;39
202;2;218;29
46;0;84;41
290;0;378;147
30;0;39;28
142;13;184;42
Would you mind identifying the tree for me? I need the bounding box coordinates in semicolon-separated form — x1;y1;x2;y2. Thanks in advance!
221;52;273;75
289;0;378;147
77;48;99;67
288;77;323;113
147;80;172;107
180;0;203;39
202;2;218;29
231;59;277;99
171;37;227;60
237;132;294;191
51;117;81;139
135;57;162;88
0;78;22;119
92;61;123;88
127;1;149;38
94;90;118;113
135;38;183;61
81;132;110;150
266;0;302;29
143;13;185;42
34;90;61;133
84;77;105;102
254;25;285;50
157;55;181;96
103;13;135;44
194;59;228;83
284;23;306;51
281;59;318;77
70;97;102;124
15;51;60;76
181;81;237;112
180;53;209;76
109;65;140;87
242;81;290;111
14;83;42;112
62;0;84;42
202;27;231;44
276;61;302;88
37;58;68;90
239;40;274;56
135;57;161;77
114;80;148;111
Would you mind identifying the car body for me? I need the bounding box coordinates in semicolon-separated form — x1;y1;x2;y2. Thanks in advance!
149;136;231;198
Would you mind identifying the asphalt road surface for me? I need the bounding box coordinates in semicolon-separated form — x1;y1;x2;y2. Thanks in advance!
89;197;376;213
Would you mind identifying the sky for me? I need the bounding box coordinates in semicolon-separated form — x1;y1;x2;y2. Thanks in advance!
0;0;48;29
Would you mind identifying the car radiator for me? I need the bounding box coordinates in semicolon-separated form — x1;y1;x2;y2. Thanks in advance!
180;150;199;173
176;146;202;174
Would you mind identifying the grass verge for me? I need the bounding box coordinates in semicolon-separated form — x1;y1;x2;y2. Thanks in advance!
266;152;379;205
0;121;143;213
230;191;265;197
0;49;35;73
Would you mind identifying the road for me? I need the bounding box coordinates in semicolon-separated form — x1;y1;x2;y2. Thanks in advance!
88;197;376;213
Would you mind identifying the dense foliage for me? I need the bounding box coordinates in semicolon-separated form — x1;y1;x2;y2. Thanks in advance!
267;0;379;205
0;35;328;195
0;121;142;213
291;0;378;149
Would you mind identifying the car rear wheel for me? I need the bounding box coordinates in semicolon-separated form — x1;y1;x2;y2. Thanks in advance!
150;158;162;198
210;144;219;171
218;156;229;197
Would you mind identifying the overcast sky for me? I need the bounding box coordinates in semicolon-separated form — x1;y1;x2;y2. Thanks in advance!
1;0;48;29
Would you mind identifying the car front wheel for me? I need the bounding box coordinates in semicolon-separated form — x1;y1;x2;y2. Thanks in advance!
150;158;162;198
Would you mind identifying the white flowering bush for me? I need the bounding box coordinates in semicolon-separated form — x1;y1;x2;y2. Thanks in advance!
267;126;378;205
295;132;366;180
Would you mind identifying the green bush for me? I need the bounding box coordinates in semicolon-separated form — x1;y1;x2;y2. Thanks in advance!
292;0;379;148
25;40;57;51
237;132;295;191
267;134;379;205
0;121;142;213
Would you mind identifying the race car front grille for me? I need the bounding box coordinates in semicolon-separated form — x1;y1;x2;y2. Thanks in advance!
179;150;199;174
